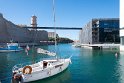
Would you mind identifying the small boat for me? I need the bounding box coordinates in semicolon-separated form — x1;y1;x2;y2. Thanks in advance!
72;43;81;47
0;43;23;52
37;48;56;56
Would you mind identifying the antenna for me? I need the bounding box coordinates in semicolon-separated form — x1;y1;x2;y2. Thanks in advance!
53;0;57;54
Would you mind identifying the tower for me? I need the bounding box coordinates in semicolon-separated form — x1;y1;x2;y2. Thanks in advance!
31;15;37;27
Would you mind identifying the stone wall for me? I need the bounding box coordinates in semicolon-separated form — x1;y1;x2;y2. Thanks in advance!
0;14;48;43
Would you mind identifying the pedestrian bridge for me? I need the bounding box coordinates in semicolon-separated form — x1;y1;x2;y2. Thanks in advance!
23;27;82;30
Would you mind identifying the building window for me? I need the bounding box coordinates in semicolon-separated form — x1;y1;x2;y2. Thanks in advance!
104;23;108;26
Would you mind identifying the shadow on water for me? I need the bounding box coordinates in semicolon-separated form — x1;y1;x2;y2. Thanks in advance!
115;52;124;83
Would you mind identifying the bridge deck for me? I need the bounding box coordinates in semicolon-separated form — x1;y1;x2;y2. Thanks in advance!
23;27;82;30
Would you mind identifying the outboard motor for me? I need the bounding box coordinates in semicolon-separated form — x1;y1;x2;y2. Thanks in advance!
11;72;23;83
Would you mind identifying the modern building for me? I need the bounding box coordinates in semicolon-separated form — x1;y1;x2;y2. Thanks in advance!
79;18;120;44
120;0;124;51
48;32;59;38
17;24;28;27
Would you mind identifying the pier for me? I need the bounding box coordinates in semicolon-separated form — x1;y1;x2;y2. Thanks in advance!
0;41;55;47
80;44;120;50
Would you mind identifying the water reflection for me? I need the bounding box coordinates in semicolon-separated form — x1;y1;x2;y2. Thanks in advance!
117;52;124;83
78;48;122;83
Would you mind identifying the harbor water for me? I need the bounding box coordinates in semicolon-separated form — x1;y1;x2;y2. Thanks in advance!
0;44;124;83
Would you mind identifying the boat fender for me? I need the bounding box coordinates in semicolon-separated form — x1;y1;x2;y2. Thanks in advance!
59;66;62;71
47;70;51;75
23;66;32;74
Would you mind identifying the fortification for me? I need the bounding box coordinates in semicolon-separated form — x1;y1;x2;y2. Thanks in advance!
0;13;48;43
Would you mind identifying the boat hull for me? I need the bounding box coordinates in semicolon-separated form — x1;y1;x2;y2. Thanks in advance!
0;46;23;52
0;48;23;52
22;59;70;82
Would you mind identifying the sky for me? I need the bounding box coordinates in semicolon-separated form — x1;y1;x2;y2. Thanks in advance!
0;0;119;40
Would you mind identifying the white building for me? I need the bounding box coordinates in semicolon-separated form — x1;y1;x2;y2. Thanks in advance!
48;32;59;38
120;0;124;51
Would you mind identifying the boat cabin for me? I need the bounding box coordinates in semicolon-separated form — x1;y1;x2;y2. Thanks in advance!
43;61;48;69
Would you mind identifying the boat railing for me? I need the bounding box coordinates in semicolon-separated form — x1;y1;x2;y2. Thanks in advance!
12;55;70;72
12;58;48;72
40;57;56;61
0;44;7;48
12;61;34;72
12;64;23;72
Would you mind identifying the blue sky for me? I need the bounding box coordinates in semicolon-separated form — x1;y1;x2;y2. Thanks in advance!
0;0;119;40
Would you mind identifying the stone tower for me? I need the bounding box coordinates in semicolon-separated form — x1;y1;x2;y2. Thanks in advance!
31;15;37;27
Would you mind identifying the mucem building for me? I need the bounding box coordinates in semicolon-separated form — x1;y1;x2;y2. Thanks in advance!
79;18;120;44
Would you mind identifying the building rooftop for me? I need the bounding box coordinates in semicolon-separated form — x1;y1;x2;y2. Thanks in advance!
92;18;119;21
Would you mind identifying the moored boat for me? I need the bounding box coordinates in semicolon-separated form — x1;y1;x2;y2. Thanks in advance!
12;57;71;82
72;43;81;47
0;43;23;52
37;48;56;56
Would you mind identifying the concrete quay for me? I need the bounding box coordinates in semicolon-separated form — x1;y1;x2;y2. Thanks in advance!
81;44;120;50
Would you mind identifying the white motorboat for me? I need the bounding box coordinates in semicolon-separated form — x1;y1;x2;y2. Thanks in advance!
37;48;56;56
72;43;81;47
